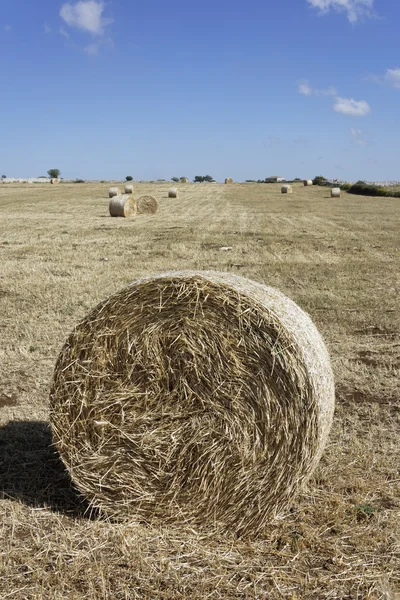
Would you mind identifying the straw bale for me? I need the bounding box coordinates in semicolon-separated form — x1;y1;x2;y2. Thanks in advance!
109;187;119;198
281;185;292;194
125;184;134;194
180;177;188;183
225;178;233;184
50;178;59;184
331;188;341;198
168;188;178;198
50;270;335;536
303;180;313;186
136;195;158;214
109;194;137;218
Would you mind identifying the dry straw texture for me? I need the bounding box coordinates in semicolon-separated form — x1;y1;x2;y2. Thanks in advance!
180;177;188;183
51;178;59;184
109;194;137;218
331;188;341;198
109;187;119;198
168;188;178;198
124;184;134;194
136;194;158;214
281;185;292;194
225;178;233;184
50;271;335;537
303;180;313;186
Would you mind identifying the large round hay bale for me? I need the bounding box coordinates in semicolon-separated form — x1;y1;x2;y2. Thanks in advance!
109;187;119;198
109;194;137;218
50;271;335;536
180;177;188;183
136;195;158;214
281;185;292;194
303;180;313;186
50;178;59;185
331;187;341;198
168;188;178;198
124;184;134;194
225;178;233;184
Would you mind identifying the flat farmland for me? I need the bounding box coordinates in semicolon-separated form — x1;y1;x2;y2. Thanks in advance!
0;181;399;599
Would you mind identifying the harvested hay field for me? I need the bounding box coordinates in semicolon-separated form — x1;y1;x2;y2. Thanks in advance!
0;181;399;599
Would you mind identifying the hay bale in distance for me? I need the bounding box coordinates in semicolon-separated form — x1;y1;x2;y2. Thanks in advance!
225;178;233;184
331;188;341;198
180;177;188;183
136;195;158;214
50;270;335;536
168;188;178;198
109;187;119;198
303;180;313;186
281;185;292;194
125;184;134;194
50;178;59;184
109;194;137;218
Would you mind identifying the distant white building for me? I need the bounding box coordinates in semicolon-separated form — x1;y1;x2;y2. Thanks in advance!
265;176;285;182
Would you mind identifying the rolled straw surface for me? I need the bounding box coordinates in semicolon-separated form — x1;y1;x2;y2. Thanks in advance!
125;184;134;194
50;271;335;536
303;180;313;186
225;178;233;184
331;188;341;198
109;187;119;198
168;188;178;198
136;195;158;214
281;185;292;194
109;194;137;218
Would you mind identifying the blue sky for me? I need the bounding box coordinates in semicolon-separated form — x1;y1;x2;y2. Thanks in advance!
0;0;399;181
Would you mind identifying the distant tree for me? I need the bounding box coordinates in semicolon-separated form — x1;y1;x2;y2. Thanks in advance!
47;169;60;179
193;175;215;183
157;179;166;182
171;177;179;182
313;175;327;186
1;175;6;179
38;175;47;178
126;175;133;181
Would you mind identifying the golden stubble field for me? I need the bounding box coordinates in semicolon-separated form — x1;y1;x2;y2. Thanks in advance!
0;181;399;599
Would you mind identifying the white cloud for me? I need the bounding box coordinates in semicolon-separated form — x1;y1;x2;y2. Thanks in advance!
4;25;12;32
299;82;312;96
307;0;374;23
350;128;367;145
59;27;70;39
384;68;400;89
298;80;337;96
43;24;52;33
333;97;371;116
60;1;112;35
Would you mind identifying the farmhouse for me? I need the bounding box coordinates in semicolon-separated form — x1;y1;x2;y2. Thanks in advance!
265;175;285;182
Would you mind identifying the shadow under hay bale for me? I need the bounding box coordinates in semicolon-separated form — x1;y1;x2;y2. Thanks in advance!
0;420;90;516
50;271;335;536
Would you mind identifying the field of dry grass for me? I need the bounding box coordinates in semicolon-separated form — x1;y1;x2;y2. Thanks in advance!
0;181;399;599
